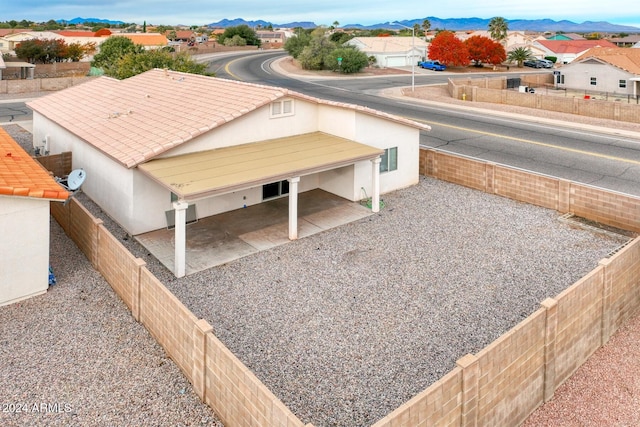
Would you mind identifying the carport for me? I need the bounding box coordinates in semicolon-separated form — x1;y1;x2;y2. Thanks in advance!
138;132;383;277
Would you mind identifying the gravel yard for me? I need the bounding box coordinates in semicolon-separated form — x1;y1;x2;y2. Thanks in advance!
0;124;222;427
74;169;627;425
3;82;637;426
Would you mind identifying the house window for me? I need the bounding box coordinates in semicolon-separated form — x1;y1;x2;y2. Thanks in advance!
262;180;289;200
379;147;398;173
270;99;294;117
590;77;597;86
619;80;627;89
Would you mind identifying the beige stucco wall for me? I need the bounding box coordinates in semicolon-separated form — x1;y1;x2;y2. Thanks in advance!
559;61;637;95
0;195;50;306
33;97;421;236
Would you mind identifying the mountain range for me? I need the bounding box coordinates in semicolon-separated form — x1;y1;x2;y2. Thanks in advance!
58;16;640;33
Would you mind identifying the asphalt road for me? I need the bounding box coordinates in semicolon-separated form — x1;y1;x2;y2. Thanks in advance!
3;52;640;197
206;51;640;197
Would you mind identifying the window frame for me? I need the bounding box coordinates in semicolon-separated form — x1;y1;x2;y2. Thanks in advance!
379;147;398;173
270;99;294;118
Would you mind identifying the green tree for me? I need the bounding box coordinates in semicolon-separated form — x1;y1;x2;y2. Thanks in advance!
284;31;312;58
329;31;352;44
218;25;261;47
109;50;207;79
92;36;143;71
15;39;69;63
297;36;336;70
8;20;18;28
507;46;534;67
324;46;368;73
14;39;44;63
223;35;247;46
65;42;92;62
44;19;61;30
488;16;508;45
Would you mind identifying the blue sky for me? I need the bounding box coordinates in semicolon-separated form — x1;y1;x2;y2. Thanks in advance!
5;1;640;29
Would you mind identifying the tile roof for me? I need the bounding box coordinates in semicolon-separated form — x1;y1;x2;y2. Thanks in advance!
54;30;97;37
349;36;428;53
0;127;69;200
27;69;430;169
575;47;640;74
536;39;618;54
115;33;168;46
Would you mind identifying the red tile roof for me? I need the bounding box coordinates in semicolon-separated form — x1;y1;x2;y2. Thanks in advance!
54;30;97;37
575;47;640;74
536;39;618;54
0;127;69;200
114;33;168;46
27;69;430;169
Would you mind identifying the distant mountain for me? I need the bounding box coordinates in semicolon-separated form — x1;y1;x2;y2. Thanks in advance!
56;17;125;25
209;17;640;33
208;18;316;29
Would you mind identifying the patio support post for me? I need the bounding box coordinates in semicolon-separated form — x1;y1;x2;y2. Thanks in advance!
371;157;381;213
288;177;300;240
173;200;189;278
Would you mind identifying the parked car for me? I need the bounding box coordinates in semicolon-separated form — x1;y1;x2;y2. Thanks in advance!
524;59;553;69
419;60;446;71
537;59;554;68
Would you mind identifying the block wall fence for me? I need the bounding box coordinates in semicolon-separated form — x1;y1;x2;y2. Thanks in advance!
44;147;640;427
444;75;640;124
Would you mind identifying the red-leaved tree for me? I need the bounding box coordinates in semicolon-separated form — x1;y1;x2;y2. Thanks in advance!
464;35;506;66
428;31;469;67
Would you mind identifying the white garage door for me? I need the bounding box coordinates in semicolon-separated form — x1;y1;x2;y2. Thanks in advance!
385;56;406;67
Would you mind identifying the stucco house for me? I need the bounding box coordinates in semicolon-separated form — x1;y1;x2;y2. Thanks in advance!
532;39;618;64
27;69;430;276
0;127;69;306
555;47;640;96
346;36;428;68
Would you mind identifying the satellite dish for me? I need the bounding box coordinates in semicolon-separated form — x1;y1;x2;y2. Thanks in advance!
65;169;86;191
57;168;86;193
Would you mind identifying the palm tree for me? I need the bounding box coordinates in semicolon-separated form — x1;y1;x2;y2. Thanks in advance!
422;19;431;35
507;47;533;68
488;16;508;46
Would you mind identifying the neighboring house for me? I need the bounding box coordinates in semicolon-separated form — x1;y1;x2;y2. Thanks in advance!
0;127;69;307
27;69;430;277
533;39;618;64
555;47;640;96
110;33;169;49
545;33;585;41
607;35;640;47
168;30;196;42
346;36;428;67
0;31;61;54
256;31;286;46
455;30;540;52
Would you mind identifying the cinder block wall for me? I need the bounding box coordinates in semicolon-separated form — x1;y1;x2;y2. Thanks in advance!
54;198;309;427
420;148;640;233
446;76;640;124
52;148;640;427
